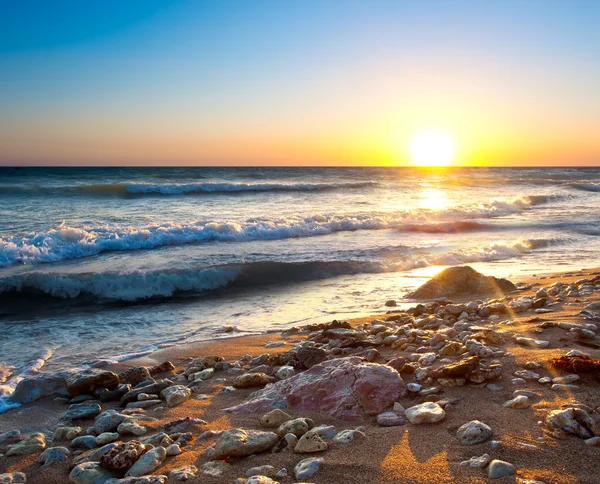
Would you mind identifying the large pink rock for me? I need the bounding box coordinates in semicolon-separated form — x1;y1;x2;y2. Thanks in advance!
224;357;406;420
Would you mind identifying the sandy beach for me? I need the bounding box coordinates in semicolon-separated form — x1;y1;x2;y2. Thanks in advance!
2;266;600;483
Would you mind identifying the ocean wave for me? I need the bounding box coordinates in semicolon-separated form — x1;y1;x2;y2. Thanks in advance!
565;182;600;193
0;180;378;196
0;239;560;302
0;194;561;268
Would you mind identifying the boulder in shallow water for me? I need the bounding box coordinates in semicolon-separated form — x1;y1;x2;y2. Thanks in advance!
11;374;68;403
224;356;406;420
407;266;516;299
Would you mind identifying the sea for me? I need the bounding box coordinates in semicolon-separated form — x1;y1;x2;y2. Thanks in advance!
1;166;599;408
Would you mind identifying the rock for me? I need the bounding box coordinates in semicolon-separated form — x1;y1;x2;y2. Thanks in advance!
191;368;214;381
6;432;46;456
70;462;119;484
515;337;549;349
0;430;21;445
386;357;406;372
246;465;276;478
11;374;68;403
96;433;120;446
97;384;131;403
296;347;328;369
407;266;516;299
487;459;516;479
460;453;491;468
277;418;312;438
503;395;530;409
67;369;119;398
245;477;278;484
200;461;231;477
39;446;70;467
120;379;173;406
118;367;152;387
295;457;323;480
125;446;166;477
260;409;292;428
148;361;175;375
212;429;279;459
163;417;207;434
552;374;580;384
405;402;446;424
233;373;275;388
166;443;181;456
72;436;98;450
432;356;479;378
159;385;191;408
117;420;147;436
168;465;198;481
546;407;596;438
377;411;408;426
456;421;492;445
66;403;102;420
105;477;167;484
275;366;295;380
311;425;337;439
94;412;127;434
294;430;327;453
99;440;146;471
225;357;406;420
0;473;26;484
333;429;366;444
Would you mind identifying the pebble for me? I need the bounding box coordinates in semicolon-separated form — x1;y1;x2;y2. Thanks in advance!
503;395;530;409
0;473;26;484
405;402;446;424
295;430;328;453
456;420;493;445
95;432;120;445
487;459;516;479
39;446;70;467
6;433;46;456
295;457;323;480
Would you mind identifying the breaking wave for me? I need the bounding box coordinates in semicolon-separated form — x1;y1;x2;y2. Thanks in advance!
0;194;561;268
565;182;600;193
1;180;378;196
0;238;562;302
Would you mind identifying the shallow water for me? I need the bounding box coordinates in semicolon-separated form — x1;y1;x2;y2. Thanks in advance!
0;166;599;385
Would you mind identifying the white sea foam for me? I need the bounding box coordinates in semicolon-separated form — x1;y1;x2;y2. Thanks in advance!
0;194;557;268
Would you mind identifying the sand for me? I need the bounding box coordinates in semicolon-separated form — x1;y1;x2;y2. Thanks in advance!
2;267;600;483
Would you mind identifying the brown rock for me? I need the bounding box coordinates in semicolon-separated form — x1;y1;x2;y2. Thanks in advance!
66;369;119;398
99;440;146;471
432;356;480;378
407;266;516;299
233;373;275;388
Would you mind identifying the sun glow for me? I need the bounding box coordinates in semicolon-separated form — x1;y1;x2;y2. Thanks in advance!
410;130;456;167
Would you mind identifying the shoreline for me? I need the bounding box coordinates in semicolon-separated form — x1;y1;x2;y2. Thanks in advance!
1;265;600;483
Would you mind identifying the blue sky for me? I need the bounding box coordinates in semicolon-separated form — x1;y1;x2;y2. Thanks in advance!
1;1;599;165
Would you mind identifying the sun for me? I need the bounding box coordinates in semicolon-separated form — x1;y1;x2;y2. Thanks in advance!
409;130;456;167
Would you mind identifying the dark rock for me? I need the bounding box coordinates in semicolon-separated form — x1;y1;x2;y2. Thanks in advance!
118;367;152;387
550;355;600;374
99;440;146;471
387;357;406;372
65;403;102;420
432;356;480;378
11;375;68;403
296;347;327;369
148;361;175;375
407;266;516;299
96;384;131;402
120;379;173;406
66;369;119;398
385;300;397;307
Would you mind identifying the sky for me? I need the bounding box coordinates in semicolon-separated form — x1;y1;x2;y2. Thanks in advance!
0;0;599;166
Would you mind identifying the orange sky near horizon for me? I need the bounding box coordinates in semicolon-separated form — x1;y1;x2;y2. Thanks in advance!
1;1;599;167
